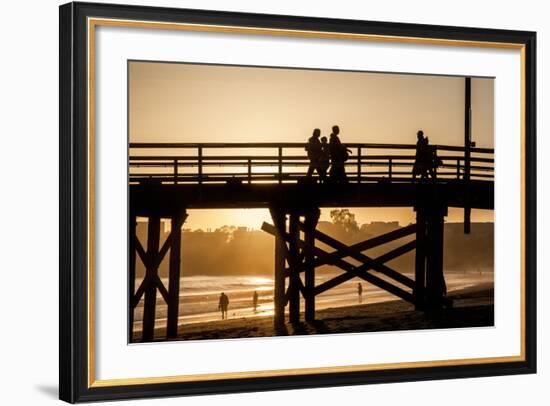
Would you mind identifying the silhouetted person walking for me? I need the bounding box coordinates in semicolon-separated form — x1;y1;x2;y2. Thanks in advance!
218;292;229;320
413;130;427;182
357;282;363;303
252;290;259;312
319;136;330;182
425;142;440;181
412;130;436;182
329;125;351;184
305;128;324;182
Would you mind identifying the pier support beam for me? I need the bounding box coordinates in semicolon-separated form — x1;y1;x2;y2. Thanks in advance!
167;211;188;339
414;202;448;310
271;209;287;329
130;209;188;342
464;76;472;234
128;213;137;341
414;210;426;310
304;209;320;322
426;209;447;307
142;216;161;342
269;206;320;326
288;213;301;324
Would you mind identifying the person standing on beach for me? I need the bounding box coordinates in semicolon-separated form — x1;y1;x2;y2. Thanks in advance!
252;290;259;312
218;292;229;320
357;282;363;303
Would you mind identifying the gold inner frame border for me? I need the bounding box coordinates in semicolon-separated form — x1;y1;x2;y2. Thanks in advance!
86;17;527;388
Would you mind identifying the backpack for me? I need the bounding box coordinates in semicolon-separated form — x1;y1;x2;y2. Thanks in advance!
305;143;313;159
306;137;322;160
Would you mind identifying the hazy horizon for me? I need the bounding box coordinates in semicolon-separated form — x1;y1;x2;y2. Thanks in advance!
134;218;495;279
143;208;493;232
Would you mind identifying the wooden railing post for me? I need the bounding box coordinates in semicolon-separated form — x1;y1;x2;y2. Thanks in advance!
198;146;203;186
357;147;362;184
433;147;438;179
278;147;283;184
127;143;494;186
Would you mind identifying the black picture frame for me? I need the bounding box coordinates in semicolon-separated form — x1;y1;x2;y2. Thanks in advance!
59;1;537;403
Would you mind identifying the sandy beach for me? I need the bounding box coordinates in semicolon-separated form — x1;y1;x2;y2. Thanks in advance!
132;282;493;343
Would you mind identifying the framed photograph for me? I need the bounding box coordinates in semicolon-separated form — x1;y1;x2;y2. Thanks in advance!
59;1;536;403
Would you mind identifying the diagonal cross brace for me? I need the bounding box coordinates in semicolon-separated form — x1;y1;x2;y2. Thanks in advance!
284;277;307;305
262;222;416;289
300;222;416;267
132;215;187;307
131;273;170;309
135;215;186;275
312;242;415;303
315;240;417;295
304;224;416;289
262;222;415;304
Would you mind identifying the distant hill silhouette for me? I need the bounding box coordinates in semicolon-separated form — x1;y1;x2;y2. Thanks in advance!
134;221;493;278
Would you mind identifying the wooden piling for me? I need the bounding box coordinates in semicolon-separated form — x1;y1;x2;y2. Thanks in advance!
167;212;186;339
288;213;301;324
271;209;286;328
426;208;447;308
142;216;160;341
128;213;137;341
414;210;426;310
304;210;319;322
464;77;472;234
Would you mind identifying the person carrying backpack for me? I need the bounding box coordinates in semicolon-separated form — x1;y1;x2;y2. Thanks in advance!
305;128;324;182
328;125;351;184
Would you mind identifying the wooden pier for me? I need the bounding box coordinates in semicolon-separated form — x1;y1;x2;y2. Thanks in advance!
128;142;494;341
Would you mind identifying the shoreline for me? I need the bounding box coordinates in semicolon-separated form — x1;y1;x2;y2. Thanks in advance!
132;283;494;343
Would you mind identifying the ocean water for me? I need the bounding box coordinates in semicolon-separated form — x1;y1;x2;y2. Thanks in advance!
132;270;493;331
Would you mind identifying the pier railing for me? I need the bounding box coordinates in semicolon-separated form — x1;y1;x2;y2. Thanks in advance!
129;142;494;185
